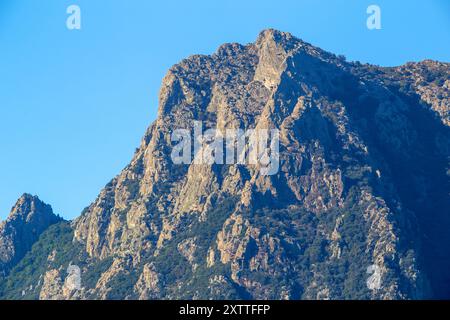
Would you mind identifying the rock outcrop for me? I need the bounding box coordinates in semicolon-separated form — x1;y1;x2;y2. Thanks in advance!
0;194;61;277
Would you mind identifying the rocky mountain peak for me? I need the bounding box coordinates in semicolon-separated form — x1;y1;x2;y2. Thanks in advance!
0;194;61;277
6;194;52;222
256;28;296;46
0;29;448;300
66;30;449;300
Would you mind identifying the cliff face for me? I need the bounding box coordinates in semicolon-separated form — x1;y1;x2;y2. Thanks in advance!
1;30;449;300
0;194;61;277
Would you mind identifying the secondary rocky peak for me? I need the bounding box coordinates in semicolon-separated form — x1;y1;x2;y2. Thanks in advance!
0;194;61;277
7;194;53;222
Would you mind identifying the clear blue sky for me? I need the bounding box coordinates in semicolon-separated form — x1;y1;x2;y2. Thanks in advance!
0;0;449;219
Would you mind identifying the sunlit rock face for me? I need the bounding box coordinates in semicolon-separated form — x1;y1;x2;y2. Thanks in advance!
1;30;449;300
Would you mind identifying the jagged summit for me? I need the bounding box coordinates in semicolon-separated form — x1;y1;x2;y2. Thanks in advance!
0;194;61;277
256;28;296;44
6;194;52;220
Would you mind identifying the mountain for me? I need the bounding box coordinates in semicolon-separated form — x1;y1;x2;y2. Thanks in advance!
0;29;449;300
0;194;61;278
